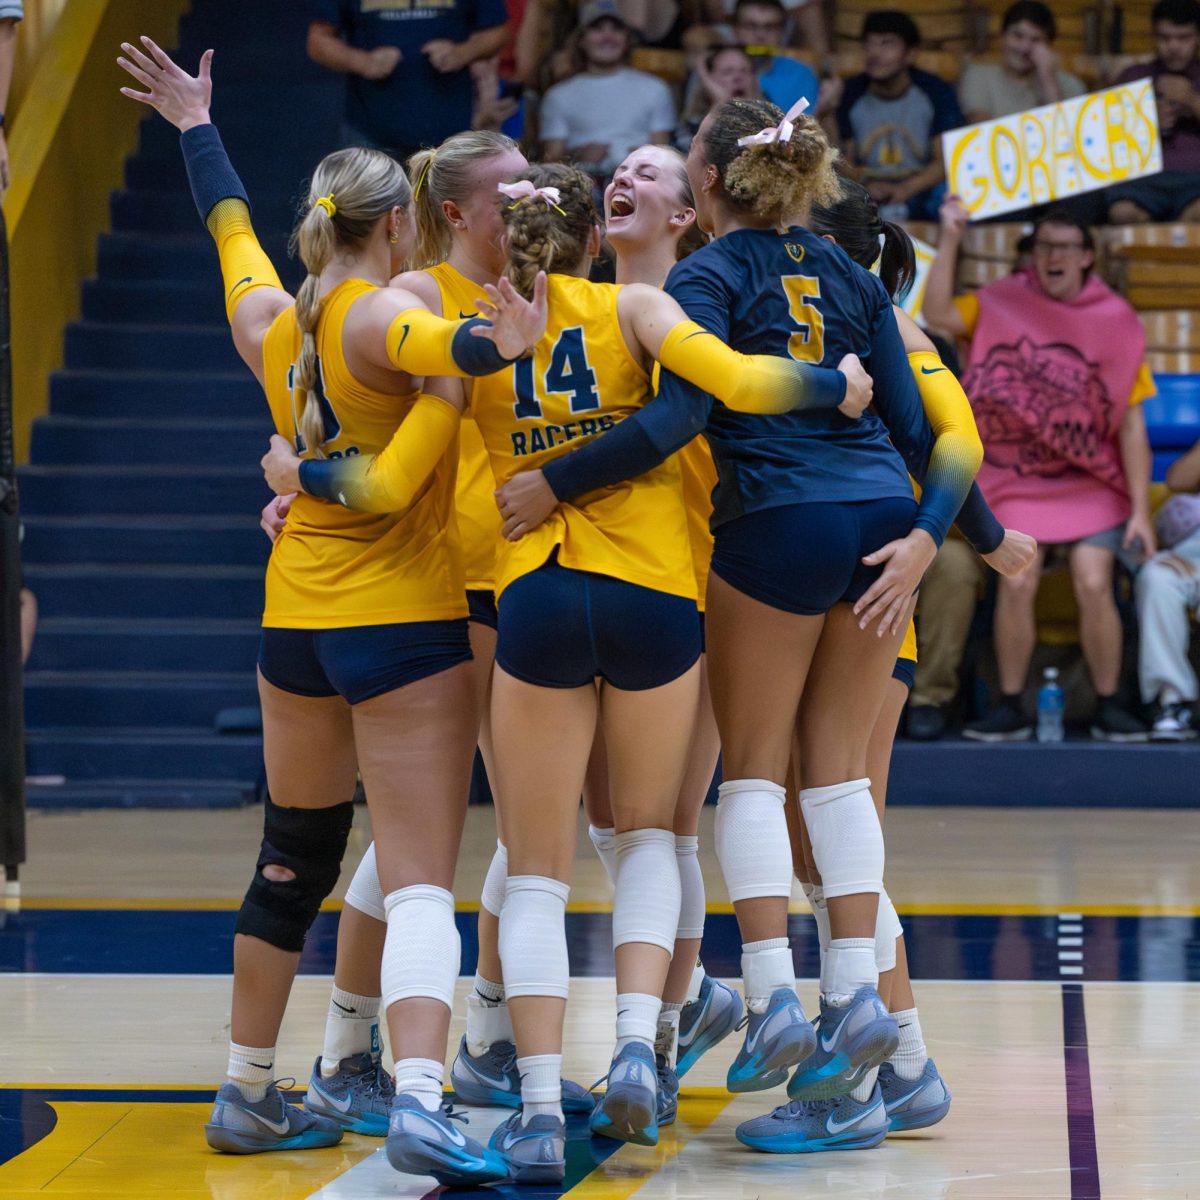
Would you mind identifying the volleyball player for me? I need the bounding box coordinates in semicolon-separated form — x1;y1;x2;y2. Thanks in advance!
491;100;983;1149
117;40;547;1186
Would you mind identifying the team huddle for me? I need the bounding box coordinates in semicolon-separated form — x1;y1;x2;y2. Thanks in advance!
116;32;1036;1189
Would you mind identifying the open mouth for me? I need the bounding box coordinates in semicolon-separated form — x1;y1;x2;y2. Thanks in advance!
609;193;635;218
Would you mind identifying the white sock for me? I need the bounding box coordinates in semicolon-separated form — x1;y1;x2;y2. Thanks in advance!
588;825;618;888
889;1007;928;1080
465;990;514;1057
850;1065;880;1102
227;1042;275;1102
615;992;660;1052
518;1053;562;1123
321;987;380;1076
656;1002;683;1065
685;960;706;1004
394;1056;444;1112
742;937;794;1013
821;938;877;1006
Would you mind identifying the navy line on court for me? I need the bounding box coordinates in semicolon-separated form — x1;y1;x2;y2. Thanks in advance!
2;909;1198;981
1062;983;1101;1200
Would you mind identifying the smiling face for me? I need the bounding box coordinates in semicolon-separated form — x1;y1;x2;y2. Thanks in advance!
1030;221;1093;301
449;148;530;273
604;145;696;250
1001;19;1050;73
579;16;630;68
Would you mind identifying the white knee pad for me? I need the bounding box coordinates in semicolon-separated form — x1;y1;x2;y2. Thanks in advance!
344;842;385;923
500;875;570;999
479;841;508;918
715;779;792;903
674;834;706;941
874;889;903;973
800;779;884;900
588;824;618;889
381;884;459;1010
613;828;681;953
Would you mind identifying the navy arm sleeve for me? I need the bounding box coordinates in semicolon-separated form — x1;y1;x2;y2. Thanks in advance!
542;370;712;500
954;483;1006;555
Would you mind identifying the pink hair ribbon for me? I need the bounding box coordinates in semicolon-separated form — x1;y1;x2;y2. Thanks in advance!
736;96;811;147
498;180;567;216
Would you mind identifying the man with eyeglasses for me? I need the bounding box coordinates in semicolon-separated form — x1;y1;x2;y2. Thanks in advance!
913;201;1156;743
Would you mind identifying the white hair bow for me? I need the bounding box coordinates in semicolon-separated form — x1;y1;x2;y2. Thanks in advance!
736;96;811;148
498;181;566;214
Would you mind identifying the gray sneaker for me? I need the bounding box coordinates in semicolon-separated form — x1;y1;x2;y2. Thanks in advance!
787;988;898;1101
385;1093;508;1187
589;1041;659;1146
304;1052;394;1136
878;1059;952;1131
488;1109;566;1184
1151;702;1197;742
726;986;816;1093
736;1084;888;1153
205;1080;343;1154
449;1035;594;1113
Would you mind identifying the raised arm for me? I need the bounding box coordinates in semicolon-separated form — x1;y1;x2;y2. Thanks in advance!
921;194;969;337
117;38;291;382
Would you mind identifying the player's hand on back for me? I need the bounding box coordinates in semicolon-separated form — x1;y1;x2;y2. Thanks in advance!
118;37;213;131
495;468;558;541
471;273;549;361
982;528;1037;577
261;434;304;500
854;528;938;636
836;353;872;419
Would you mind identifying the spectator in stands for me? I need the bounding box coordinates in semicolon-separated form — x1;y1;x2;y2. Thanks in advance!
675;44;760;150
308;0;510;162
959;2;1086;123
0;1;21;195
836;11;964;221
539;1;676;180
1108;0;1200;223
690;0;829;61
730;0;819;112
1136;441;1200;739
921;200;1156;741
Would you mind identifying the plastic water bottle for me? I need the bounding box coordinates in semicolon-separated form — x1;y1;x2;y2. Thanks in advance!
1037;667;1064;743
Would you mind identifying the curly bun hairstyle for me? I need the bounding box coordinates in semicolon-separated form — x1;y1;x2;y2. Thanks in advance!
700;98;840;225
500;163;599;298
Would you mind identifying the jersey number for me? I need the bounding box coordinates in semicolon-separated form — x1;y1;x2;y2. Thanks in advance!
512;326;600;420
781;275;825;363
289;358;343;453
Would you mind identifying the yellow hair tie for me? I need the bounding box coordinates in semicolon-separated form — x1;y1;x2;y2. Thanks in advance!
315;193;337;218
413;151;436;201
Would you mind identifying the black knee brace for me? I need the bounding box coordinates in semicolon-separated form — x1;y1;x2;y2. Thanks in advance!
234;798;354;952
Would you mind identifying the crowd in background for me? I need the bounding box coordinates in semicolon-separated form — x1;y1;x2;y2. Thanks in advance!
295;0;1200;746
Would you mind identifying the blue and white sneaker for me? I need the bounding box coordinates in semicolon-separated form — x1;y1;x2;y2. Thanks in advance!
385;1093;508;1187
735;1084;888;1153
205;1080;343;1154
449;1036;594;1114
878;1059;951;1132
656;1053;679;1127
589;1042;659;1146
676;975;744;1079
788;988;899;1101
489;1109;566;1184
304;1053;394;1135
726;986;816;1093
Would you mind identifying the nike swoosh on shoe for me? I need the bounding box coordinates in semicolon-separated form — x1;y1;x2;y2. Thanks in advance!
826;1103;879;1134
310;1081;354;1114
245;1109;292;1136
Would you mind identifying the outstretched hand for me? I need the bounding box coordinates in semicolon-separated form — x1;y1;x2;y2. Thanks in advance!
118;36;213;131
471;273;549;360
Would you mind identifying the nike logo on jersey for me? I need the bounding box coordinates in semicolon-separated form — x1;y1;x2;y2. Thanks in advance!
310;1080;354;1113
826;1099;881;1134
919;365;947;375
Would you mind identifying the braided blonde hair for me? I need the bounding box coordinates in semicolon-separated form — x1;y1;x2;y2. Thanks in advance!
500;164;598;299
290;148;411;456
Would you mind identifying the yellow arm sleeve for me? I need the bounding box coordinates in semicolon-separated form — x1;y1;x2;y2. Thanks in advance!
205;198;284;323
385;309;516;378
656;320;846;414
299;394;462;513
909;348;984;501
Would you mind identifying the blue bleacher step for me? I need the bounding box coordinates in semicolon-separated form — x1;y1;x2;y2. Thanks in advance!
25;728;264;781
50;369;262;418
82;277;226;325
96;230;292;282
30;415;271;468
18;465;268;515
21;563;263;619
24;671;260;728
28;618;260;674
65;322;246;372
24;777;255;810
20;514;269;566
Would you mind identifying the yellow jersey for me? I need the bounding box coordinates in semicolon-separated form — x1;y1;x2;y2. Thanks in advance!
471;275;695;602
261;278;466;629
425;262;500;592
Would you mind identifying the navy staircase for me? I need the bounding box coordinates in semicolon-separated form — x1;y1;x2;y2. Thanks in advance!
19;0;342;808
